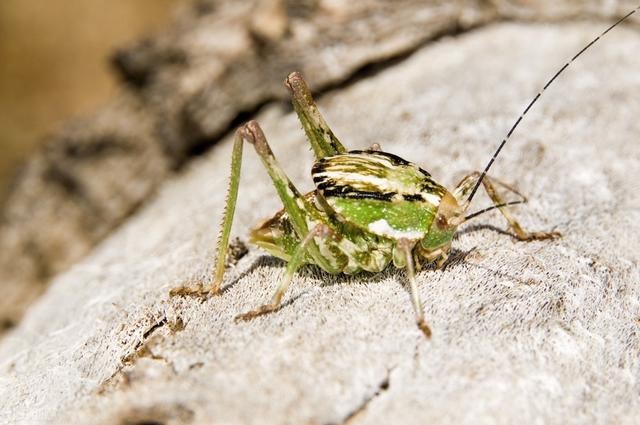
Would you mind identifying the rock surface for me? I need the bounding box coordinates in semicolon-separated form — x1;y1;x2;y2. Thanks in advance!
1;20;639;424
2;0;638;331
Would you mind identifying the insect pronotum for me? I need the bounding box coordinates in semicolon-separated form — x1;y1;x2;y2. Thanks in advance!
173;7;639;338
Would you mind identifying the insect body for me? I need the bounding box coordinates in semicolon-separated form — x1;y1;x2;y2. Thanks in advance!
174;8;639;338
226;104;554;338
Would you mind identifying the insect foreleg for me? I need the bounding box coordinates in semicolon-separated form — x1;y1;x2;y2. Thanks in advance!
235;224;331;322
285;72;347;159
481;175;560;241
455;172;560;241
398;239;432;339
453;172;525;205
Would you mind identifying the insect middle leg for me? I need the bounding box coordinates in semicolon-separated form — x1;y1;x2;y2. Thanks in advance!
397;239;432;338
285;72;347;159
454;172;560;241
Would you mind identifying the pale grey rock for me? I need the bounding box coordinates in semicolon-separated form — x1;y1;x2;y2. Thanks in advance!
1;21;639;425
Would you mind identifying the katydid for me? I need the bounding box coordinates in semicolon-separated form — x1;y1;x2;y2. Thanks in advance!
174;8;638;338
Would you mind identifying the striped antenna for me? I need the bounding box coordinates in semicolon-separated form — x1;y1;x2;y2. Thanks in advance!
464;200;526;221
466;6;639;203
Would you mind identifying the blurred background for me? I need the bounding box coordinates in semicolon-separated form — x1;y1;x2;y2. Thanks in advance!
0;0;184;202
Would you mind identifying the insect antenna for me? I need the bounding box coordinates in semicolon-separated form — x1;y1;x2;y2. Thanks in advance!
466;6;640;204
464;200;526;221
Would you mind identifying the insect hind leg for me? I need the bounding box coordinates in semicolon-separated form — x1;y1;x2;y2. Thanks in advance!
286;72;347;159
455;171;560;241
171;121;338;298
235;224;331;322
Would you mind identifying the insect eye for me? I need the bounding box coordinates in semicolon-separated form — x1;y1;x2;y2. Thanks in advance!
436;214;448;228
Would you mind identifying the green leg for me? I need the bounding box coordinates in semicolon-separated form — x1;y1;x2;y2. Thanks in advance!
171;129;245;297
285;72;347;159
454;172;560;241
172;121;339;297
236;224;331;321
398;239;432;339
240;121;337;272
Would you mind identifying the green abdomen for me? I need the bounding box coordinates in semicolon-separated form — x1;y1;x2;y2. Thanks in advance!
250;194;394;274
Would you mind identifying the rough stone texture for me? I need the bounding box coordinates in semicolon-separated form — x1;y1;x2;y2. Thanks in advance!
1;20;639;424
1;0;637;333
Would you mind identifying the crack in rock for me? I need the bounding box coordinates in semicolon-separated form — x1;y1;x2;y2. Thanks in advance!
98;315;184;394
339;370;392;425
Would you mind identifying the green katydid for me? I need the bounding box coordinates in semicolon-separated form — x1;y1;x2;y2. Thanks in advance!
174;7;638;338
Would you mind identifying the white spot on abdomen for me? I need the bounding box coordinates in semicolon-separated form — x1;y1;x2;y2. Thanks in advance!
368;219;424;240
